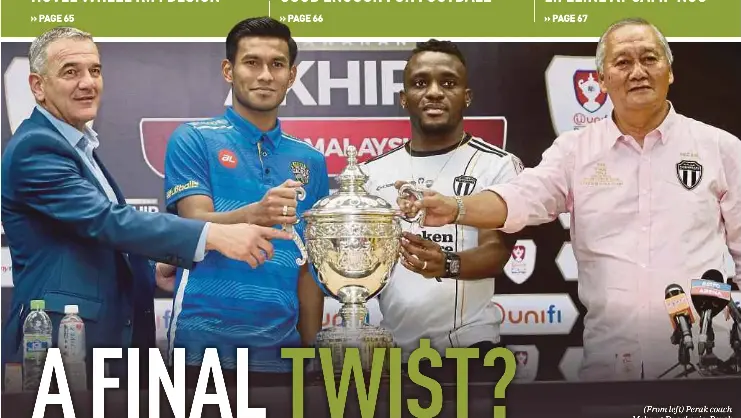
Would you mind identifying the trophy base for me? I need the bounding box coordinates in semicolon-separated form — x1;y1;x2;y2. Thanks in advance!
314;322;395;375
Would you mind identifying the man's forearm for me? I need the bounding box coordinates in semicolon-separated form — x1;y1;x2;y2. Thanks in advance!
455;242;510;281
458;190;509;229
297;268;325;346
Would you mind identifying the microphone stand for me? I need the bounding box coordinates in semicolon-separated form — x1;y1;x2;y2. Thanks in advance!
697;321;725;376
658;326;696;379
728;321;741;373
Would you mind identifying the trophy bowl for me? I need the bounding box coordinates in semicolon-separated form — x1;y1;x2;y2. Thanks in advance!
302;145;423;374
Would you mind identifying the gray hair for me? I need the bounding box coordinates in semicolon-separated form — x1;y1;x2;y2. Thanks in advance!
29;26;93;74
595;17;673;75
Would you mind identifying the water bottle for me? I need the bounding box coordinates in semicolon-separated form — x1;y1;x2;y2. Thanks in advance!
59;305;87;391
22;299;52;392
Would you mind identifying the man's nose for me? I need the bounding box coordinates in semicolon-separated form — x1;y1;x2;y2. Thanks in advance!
628;62;649;80
77;70;97;89
425;82;444;98
257;65;275;82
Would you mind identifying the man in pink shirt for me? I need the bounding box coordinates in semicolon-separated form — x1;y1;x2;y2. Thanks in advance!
395;17;741;380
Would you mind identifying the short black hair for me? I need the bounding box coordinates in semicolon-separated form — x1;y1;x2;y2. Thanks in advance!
408;39;466;67
226;17;298;65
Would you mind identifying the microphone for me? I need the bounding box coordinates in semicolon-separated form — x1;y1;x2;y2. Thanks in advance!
690;270;732;356
727;294;741;325
664;284;695;351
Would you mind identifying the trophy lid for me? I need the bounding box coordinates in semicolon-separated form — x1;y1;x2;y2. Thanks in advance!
303;145;397;218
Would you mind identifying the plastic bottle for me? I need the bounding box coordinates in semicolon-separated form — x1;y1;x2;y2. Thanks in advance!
59;304;87;391
22;299;53;392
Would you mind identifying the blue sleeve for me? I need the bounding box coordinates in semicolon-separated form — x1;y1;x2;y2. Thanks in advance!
11;133;205;269
313;153;331;203
163;124;213;215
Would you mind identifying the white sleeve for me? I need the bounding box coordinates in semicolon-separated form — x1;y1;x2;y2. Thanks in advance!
483;152;524;187
360;161;377;194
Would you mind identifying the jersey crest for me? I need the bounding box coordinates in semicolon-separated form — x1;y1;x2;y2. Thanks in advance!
290;161;310;185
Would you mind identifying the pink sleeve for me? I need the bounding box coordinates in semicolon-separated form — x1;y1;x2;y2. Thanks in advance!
719;132;741;286
486;134;574;233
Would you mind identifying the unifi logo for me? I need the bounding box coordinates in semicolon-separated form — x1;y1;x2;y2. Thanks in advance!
490;294;578;335
224;59;407;107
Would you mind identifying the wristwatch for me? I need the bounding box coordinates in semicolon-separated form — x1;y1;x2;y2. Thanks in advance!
443;251;461;279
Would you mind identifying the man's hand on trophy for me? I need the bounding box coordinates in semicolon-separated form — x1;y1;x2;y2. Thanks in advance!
393;181;459;227
399;231;446;279
245;179;304;227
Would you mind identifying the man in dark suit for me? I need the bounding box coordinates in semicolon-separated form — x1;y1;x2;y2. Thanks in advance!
0;26;293;389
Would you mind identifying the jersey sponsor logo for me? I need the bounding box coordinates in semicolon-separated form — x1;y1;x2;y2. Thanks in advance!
166;180;200;199
676;160;703;190
545;56;613;136
290;161;310;185
139;117;506;179
417;230;454;252
452;175;477;196
219;149;238;169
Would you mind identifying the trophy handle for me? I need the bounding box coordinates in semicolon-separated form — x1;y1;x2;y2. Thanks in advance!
284;186;308;266
397;183;426;227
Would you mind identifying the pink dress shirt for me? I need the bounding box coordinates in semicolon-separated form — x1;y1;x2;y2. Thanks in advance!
488;103;741;380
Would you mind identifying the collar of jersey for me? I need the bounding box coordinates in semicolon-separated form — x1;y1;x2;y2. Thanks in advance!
224;106;283;150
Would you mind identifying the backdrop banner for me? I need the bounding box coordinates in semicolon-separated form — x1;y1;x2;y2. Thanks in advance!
2;41;740;381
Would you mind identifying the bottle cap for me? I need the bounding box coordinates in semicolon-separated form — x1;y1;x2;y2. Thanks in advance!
64;305;79;314
30;300;45;310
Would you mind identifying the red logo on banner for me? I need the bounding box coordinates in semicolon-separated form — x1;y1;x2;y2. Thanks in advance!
573;70;607;113
140;117;507;178
218;149;238;168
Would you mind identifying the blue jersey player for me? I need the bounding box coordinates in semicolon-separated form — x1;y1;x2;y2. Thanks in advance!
160;17;329;388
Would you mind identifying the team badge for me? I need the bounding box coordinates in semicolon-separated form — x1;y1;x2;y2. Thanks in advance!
511;155;525;174
573;70;608;113
453;175;477;196
676;160;702;190
290;161;310;185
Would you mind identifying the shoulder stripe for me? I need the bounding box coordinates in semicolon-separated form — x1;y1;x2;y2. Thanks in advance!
281;134;324;158
468;139;507;157
362;142;406;165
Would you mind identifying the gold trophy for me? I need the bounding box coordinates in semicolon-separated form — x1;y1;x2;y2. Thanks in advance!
301;145;424;374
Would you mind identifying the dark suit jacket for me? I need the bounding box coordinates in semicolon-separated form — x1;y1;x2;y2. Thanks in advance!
1;108;206;387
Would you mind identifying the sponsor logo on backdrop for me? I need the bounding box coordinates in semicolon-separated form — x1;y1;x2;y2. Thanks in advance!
559;347;584;381
126;198;160;213
503;239;537;284
507;345;539;383
490;293;578;335
1;247;13;287
140;117;507;179
556;242;578;282
545;56;613;136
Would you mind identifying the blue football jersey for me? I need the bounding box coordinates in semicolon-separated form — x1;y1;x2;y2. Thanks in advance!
163;106;329;372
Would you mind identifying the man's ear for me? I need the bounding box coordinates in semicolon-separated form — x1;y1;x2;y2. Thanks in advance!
465;88;472;108
222;59;233;83
29;73;45;102
288;64;297;89
400;90;407;109
598;71;608;94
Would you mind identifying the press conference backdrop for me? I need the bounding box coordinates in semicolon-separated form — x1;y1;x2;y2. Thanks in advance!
2;41;740;381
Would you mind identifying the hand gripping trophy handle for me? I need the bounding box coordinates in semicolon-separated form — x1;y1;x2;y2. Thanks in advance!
283;187;308;266
397;183;427;227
